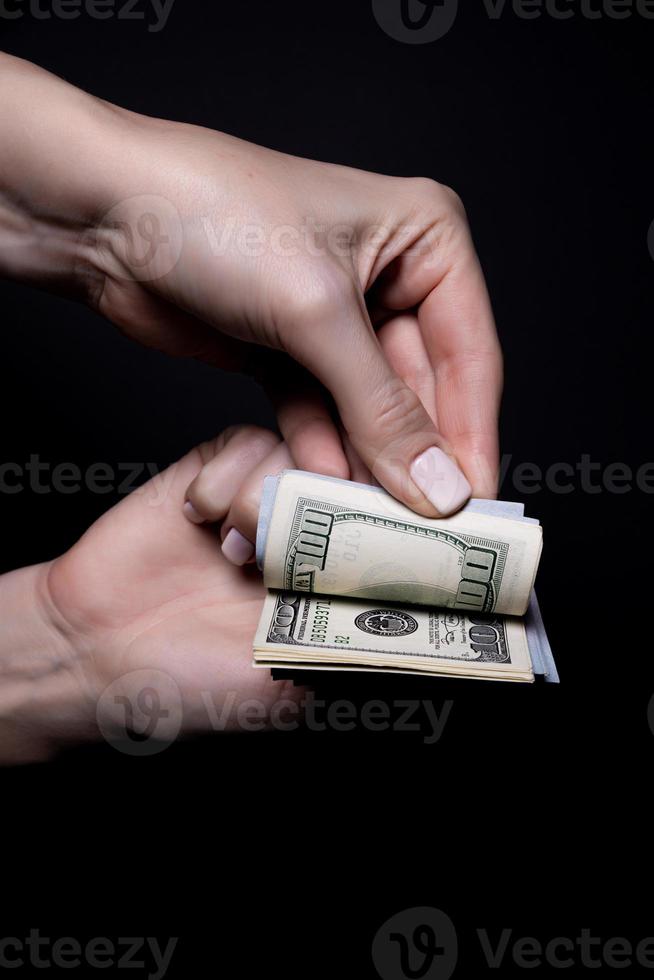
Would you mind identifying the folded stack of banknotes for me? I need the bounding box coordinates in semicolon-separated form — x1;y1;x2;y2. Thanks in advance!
253;471;558;684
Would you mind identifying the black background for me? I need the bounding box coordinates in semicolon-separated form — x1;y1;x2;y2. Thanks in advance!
1;1;651;976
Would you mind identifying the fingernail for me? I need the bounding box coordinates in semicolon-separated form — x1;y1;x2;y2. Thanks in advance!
221;528;255;566
410;447;471;515
183;500;205;524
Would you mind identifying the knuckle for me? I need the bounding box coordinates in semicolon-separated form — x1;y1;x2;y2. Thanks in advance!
284;413;330;444
438;183;467;219
374;379;429;442
230;424;279;455
405;176;467;221
405;175;442;199
196;424;276;465
187;472;216;515
221;424;245;444
195;432;227;466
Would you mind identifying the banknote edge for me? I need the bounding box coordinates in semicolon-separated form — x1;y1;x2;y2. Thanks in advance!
525;590;560;683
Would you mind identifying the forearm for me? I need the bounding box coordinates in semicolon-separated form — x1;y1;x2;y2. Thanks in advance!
0;562;95;764
0;52;129;301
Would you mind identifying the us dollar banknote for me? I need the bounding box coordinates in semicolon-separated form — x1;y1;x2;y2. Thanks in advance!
257;471;542;618
253;590;534;683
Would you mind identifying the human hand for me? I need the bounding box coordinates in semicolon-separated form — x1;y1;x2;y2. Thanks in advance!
98;124;502;515
0;425;304;761
183;423;376;566
0;54;502;516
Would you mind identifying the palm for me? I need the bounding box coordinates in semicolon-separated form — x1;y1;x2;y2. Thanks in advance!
47;448;294;731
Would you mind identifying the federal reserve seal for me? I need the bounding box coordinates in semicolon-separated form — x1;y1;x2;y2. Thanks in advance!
354;609;419;637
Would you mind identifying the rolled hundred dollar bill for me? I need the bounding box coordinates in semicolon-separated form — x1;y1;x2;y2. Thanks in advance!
256;471;542;618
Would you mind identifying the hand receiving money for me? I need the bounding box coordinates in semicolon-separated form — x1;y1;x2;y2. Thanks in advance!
183;425;376;565
0;425;305;762
181;435;555;685
0;424;553;762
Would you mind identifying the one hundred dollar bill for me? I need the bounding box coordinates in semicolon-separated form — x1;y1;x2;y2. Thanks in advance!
253;590;535;683
257;471;542;618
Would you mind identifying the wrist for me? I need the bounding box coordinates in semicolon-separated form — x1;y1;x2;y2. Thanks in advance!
0;562;98;764
0;53;133;303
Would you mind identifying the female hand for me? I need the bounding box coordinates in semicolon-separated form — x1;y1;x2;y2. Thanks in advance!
0;425;304;762
183;306;487;563
0;54;502;517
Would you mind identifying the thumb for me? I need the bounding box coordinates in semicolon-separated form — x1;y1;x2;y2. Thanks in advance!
296;296;471;517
